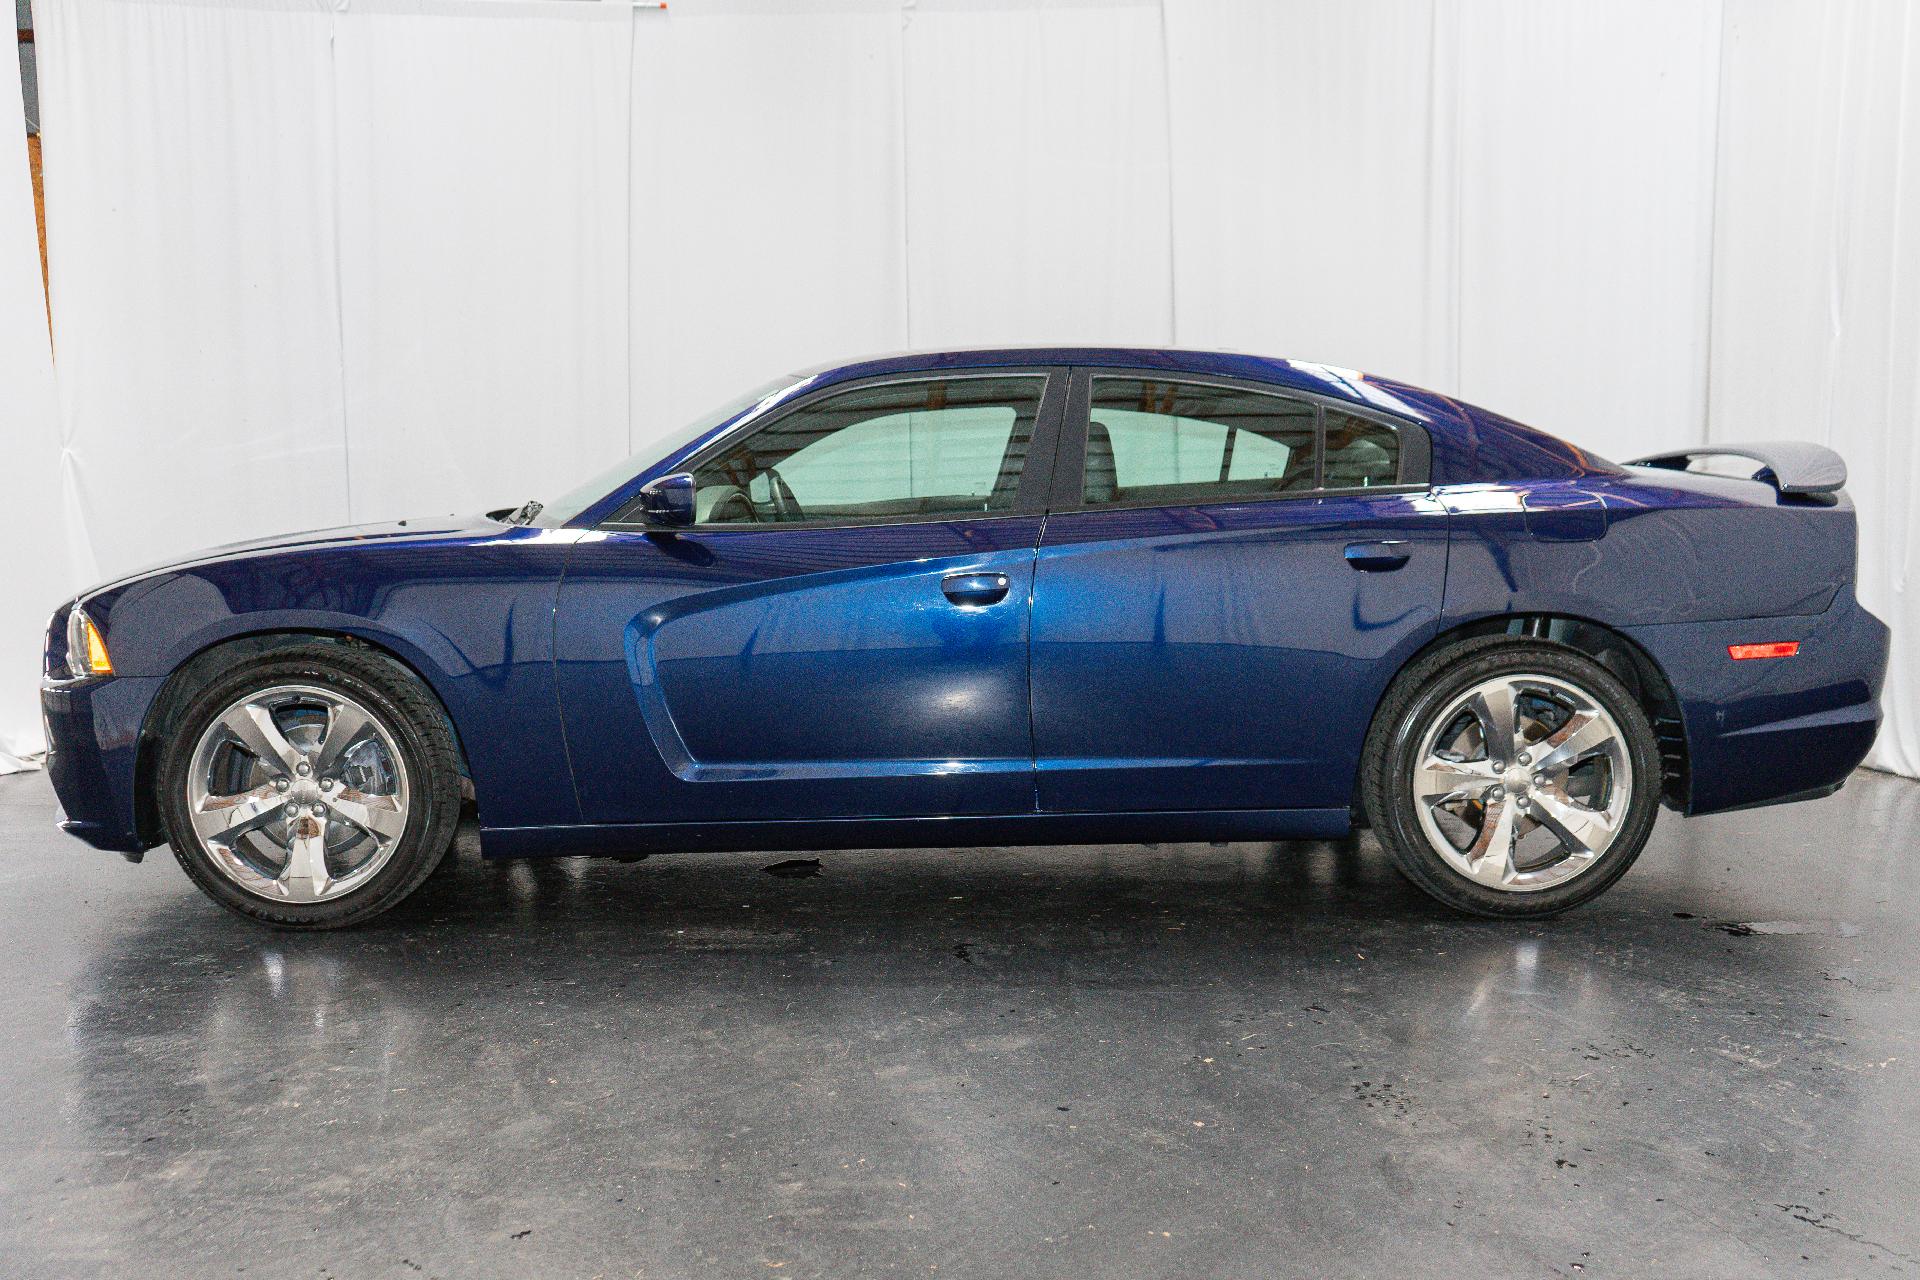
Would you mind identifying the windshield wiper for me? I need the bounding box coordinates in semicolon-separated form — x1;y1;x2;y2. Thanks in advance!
504;499;544;526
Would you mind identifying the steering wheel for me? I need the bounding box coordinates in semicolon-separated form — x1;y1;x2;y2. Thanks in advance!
764;467;802;522
697;486;757;524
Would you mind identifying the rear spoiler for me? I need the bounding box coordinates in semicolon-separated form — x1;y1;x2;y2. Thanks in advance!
1626;441;1847;495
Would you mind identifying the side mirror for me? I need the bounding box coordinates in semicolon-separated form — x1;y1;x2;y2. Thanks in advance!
638;473;696;528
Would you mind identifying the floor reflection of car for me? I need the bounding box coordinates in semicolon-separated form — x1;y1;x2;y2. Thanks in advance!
39;348;1890;927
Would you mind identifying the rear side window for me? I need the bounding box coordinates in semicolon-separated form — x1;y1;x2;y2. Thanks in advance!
1080;379;1409;506
1083;378;1317;506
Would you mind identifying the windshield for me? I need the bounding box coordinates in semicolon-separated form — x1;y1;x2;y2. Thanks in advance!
530;374;808;527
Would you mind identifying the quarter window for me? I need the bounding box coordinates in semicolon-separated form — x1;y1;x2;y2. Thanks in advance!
1323;409;1402;489
690;376;1046;526
1083;378;1318;506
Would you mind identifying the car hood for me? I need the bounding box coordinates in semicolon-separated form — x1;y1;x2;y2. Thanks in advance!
78;514;501;600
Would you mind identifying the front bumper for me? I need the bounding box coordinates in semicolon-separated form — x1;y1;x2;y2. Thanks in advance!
1625;586;1891;816
41;674;168;856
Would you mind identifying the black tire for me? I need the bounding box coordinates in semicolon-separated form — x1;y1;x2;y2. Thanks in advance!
155;643;463;928
1362;638;1662;918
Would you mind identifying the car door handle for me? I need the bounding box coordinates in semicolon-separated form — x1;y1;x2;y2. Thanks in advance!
942;571;1012;606
1343;540;1411;572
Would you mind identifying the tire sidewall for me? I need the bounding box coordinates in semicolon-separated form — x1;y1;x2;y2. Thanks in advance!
1372;642;1663;917
157;646;460;928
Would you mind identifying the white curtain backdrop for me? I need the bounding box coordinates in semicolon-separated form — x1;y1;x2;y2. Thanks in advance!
333;0;631;521
30;0;629;585
8;0;1916;778
1707;0;1920;777
904;0;1173;349
628;1;907;437
1164;0;1723;461
32;0;344;591
0;33;68;772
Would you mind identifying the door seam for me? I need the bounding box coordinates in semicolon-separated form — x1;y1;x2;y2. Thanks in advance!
1025;511;1047;813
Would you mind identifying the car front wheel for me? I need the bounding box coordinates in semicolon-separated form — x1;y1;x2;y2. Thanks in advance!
1364;640;1663;917
156;644;462;928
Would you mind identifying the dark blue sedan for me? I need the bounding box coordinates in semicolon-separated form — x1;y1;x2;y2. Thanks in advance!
40;349;1890;926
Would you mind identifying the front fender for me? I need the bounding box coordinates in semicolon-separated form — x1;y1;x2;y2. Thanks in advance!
82;531;580;834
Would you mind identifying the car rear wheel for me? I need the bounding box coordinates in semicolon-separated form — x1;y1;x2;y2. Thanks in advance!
1364;640;1662;917
156;644;462;928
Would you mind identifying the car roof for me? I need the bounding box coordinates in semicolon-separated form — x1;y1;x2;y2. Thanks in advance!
794;346;1438;420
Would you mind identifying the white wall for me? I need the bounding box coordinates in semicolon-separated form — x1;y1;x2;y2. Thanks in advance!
7;0;1915;777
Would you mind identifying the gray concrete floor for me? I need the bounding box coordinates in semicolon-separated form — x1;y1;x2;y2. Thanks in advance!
1;769;1917;1279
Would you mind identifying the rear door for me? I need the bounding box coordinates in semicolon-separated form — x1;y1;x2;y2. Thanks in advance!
555;369;1067;825
1029;369;1448;814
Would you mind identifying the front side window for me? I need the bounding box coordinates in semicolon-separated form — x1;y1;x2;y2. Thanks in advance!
536;374;803;527
690;376;1045;526
1083;378;1318;506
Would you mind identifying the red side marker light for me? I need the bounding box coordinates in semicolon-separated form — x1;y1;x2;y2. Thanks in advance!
1728;641;1799;660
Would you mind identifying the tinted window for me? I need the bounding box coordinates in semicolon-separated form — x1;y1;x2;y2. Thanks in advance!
1323;410;1402;488
692;377;1045;526
1083;378;1317;506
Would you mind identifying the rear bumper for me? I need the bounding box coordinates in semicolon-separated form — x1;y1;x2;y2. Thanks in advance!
40;675;168;856
1624;587;1890;816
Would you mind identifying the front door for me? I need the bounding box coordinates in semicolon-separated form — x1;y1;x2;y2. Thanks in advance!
555;369;1066;825
1029;370;1449;814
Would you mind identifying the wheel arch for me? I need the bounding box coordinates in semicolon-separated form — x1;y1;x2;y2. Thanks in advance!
1356;613;1688;820
132;629;475;847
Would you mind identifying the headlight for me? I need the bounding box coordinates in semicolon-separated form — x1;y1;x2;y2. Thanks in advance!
65;604;113;677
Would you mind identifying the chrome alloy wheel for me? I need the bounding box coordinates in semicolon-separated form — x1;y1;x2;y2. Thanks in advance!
184;684;410;903
1409;673;1633;893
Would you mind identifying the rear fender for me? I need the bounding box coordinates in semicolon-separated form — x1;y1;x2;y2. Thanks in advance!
1442;475;1854;628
